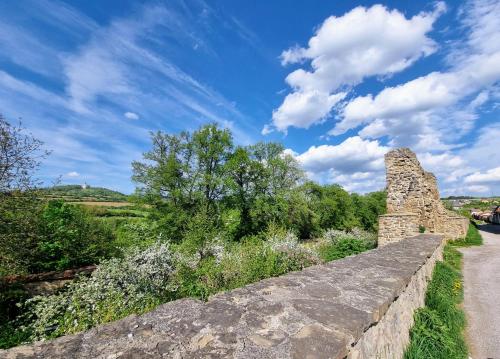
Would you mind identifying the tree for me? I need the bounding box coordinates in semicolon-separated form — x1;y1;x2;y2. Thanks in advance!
191;124;233;211
302;182;358;231
224;147;260;238
0;116;49;275
132;124;234;239
0;115;49;191
351;191;387;231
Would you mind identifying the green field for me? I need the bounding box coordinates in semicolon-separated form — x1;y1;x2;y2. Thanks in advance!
40;185;128;203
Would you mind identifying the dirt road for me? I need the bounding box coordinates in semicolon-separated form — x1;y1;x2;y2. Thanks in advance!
460;224;500;359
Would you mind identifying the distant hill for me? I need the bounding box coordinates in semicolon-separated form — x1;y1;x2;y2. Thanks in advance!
41;185;128;203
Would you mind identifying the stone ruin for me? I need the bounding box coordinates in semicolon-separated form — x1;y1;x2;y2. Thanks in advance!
378;148;469;246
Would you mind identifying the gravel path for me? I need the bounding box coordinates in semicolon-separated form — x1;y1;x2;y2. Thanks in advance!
460;224;500;359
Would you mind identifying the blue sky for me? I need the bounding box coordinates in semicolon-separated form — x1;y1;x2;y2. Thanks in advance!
0;0;499;195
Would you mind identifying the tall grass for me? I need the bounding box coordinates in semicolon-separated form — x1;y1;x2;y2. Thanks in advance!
404;223;482;358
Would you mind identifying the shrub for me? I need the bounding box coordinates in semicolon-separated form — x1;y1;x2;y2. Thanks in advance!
31;200;116;272
316;227;376;261
173;228;320;300
113;219;161;249
20;242;175;340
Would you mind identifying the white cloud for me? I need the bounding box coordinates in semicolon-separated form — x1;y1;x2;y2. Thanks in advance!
266;3;443;133
329;171;386;193
333;0;500;151
261;124;273;135
66;171;80;177
335;54;500;138
295;136;389;174
124;111;140;120
464;167;500;184
271;91;345;132
282;4;442;91
64;45;132;113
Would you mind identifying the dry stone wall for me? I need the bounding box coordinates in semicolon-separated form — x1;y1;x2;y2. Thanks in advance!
379;148;468;246
378;213;419;245
0;235;443;359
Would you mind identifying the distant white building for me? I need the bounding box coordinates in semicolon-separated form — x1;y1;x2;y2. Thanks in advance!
81;183;89;189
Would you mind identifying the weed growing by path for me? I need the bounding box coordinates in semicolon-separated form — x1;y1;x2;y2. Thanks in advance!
404;223;482;359
452;223;483;247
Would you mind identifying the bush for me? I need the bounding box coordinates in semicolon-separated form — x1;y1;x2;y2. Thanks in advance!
113;219;161;249
0;192;43;276
0;284;31;348
31;200;116;272
174;227;320;300
20;242;175;340
316;227;376;262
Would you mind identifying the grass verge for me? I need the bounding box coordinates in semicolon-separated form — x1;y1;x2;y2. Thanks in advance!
404;223;482;359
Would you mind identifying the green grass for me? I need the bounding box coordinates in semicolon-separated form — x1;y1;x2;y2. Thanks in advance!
404;223;482;359
451;223;483;247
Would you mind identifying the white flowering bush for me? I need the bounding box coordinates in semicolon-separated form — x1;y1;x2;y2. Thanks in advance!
265;227;320;265
21;242;175;340
321;227;376;247
314;227;377;262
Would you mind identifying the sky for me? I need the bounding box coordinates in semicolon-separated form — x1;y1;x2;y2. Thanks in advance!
0;0;499;196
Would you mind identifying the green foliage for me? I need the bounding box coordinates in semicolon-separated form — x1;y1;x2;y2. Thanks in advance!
173;228;320;300
315;228;376;262
1;123;388;349
1;197;117;275
303;182;357;231
0;284;31;349
31;200;116;272
177;210;223;259
451;222;483;247
351;190;387;232
404;224;482;359
419;225;426;233
109;218;159;249
405;307;466;359
0;191;43;275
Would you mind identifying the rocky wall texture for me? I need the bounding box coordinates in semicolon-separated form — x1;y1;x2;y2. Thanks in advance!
378;213;419;247
0;235;443;359
379;148;468;243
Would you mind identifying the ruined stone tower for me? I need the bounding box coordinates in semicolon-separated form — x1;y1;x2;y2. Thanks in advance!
378;148;468;246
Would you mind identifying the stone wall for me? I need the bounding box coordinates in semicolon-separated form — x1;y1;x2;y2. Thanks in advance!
379;148;468;244
0;235;444;359
0;266;96;296
378;213;419;246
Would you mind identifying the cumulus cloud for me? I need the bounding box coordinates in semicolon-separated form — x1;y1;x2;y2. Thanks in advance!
124;111;140;120
333;0;500;151
271;91;346;131
265;3;443;133
295;136;389;174
464;167;500;184
334;54;500;139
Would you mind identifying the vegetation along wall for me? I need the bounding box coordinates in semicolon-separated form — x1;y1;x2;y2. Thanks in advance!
0;234;444;359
